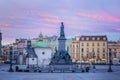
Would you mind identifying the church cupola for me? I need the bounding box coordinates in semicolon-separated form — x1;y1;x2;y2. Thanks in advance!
39;32;43;41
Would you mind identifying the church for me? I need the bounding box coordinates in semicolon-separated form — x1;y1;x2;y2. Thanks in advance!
23;33;52;67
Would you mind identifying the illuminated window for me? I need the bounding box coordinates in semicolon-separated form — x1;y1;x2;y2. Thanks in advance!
103;54;105;58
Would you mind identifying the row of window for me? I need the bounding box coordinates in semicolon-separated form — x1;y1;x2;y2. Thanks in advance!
81;48;106;53
73;43;106;48
81;37;106;41
80;53;106;58
73;48;106;53
73;53;117;59
82;43;106;46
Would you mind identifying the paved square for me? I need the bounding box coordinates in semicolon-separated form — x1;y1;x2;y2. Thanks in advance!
0;64;120;80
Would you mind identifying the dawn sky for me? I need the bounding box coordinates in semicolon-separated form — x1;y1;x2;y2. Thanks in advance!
0;0;120;45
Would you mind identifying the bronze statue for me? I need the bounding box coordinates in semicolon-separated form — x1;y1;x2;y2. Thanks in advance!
60;22;65;37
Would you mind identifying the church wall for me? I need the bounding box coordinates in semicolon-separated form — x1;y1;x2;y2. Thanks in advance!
26;58;37;65
34;48;52;66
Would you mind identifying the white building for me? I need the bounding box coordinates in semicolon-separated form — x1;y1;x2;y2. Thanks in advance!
33;41;52;66
23;39;52;67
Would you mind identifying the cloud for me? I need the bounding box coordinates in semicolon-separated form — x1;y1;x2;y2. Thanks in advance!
43;18;61;23
2;37;16;45
0;21;11;27
115;28;120;31
77;12;120;22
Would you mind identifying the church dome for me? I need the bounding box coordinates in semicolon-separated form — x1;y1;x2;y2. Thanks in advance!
39;33;43;38
33;41;49;48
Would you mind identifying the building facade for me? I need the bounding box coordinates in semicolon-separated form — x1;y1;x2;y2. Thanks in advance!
72;36;108;64
108;41;120;64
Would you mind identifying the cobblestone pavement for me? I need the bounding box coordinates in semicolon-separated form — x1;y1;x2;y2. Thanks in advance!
0;64;120;80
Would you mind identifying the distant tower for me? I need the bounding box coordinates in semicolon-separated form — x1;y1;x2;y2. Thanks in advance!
27;39;31;48
39;33;43;41
0;31;2;57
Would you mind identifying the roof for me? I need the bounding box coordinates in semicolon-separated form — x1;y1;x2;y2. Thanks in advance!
80;35;107;41
33;41;49;48
26;47;38;58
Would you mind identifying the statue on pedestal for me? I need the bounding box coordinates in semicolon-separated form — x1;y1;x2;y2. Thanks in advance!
50;22;72;65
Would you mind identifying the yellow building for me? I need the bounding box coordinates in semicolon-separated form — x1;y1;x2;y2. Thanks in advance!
72;35;108;64
108;41;120;64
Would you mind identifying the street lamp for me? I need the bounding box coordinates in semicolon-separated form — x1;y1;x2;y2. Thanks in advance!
93;52;96;69
108;48;113;72
8;46;14;72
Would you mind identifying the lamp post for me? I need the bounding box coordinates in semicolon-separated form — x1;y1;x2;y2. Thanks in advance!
93;52;96;69
8;46;14;72
108;48;113;72
27;53;29;68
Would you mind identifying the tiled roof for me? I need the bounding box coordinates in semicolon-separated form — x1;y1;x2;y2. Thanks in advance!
80;35;107;41
26;47;38;58
33;41;49;48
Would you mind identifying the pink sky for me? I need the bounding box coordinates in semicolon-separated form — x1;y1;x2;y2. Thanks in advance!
0;0;120;45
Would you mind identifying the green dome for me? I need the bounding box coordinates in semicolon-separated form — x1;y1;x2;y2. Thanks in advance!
39;33;43;38
33;41;49;48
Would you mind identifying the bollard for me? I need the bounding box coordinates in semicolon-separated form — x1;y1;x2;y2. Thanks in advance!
15;66;19;72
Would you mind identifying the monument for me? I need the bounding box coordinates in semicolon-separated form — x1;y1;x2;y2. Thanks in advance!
50;22;72;65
